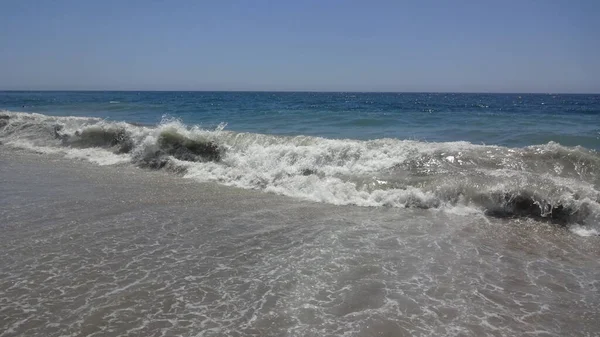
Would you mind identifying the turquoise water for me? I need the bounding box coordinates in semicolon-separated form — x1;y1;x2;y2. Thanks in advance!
1;91;599;149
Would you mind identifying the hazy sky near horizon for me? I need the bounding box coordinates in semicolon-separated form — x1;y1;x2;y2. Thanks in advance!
1;0;599;93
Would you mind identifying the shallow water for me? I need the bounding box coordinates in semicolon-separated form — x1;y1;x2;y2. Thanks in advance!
1;149;599;336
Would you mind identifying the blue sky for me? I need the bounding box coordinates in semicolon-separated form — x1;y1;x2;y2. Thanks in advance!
1;0;599;92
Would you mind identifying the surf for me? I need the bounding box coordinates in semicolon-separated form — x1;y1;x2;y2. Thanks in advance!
1;111;599;235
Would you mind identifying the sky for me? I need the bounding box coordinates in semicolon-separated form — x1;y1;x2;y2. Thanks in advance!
0;0;599;93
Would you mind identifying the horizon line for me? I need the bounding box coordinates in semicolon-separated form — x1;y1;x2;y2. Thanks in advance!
1;89;599;95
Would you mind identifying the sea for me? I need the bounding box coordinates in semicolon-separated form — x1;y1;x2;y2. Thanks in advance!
1;91;599;336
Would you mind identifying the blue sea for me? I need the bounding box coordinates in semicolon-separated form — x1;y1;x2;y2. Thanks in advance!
1;91;600;336
2;91;599;149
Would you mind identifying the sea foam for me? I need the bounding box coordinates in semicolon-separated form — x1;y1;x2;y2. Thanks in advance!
2;111;599;235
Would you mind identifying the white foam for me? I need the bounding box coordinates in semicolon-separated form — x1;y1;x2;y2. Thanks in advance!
2;111;599;231
64;148;130;166
569;225;599;237
4;140;63;154
5;140;130;166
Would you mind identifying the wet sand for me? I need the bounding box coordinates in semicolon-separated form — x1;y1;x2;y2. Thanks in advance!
1;148;599;337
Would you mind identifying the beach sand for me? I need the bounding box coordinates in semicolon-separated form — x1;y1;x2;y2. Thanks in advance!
1;148;599;336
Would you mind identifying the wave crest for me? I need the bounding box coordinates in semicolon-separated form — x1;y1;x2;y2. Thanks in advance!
1;111;599;234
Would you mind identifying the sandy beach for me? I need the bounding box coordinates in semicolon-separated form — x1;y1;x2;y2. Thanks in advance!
2;147;599;336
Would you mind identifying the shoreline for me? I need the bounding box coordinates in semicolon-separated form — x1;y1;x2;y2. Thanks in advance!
1;148;599;336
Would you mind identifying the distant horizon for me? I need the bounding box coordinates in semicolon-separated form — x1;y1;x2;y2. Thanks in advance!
1;89;599;95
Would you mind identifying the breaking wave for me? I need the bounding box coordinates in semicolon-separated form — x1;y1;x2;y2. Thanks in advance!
1;111;599;235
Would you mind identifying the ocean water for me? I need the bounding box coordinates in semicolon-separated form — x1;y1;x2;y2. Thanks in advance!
1;91;600;336
2;91;599;149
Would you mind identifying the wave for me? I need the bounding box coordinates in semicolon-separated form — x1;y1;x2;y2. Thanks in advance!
1;111;599;235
